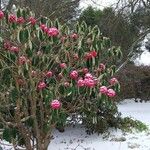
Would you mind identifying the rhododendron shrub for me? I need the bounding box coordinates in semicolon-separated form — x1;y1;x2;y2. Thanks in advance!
0;8;122;150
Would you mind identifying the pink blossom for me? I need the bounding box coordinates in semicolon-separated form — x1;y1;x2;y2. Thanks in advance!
51;100;61;109
70;70;78;79
107;89;116;97
85;73;93;79
18;56;27;65
8;14;17;23
99;63;105;71
40;24;48;33
61;36;67;42
31;70;37;77
90;50;97;57
70;33;78;39
10;46;19;53
109;78;118;85
93;78;98;84
44;26;49;33
64;82;70;87
46;71;53;78
84;51;97;60
47;27;59;37
0;10;4;19
29;17;36;25
99;86;108;94
17;17;25;24
84;53;93;60
77;79;85;87
58;73;63;79
38;81;46;90
73;54;79;60
40;24;46;30
60;63;67;69
82;68;89;74
3;42;11;50
84;78;95;88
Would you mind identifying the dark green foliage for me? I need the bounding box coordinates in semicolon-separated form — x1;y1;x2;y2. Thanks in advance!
83;102;121;134
79;6;138;63
116;64;150;101
119;117;148;132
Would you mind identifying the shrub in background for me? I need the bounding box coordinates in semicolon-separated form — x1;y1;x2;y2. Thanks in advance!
0;8;122;150
116;63;150;101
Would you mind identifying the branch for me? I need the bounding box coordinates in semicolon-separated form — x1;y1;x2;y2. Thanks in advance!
116;29;150;72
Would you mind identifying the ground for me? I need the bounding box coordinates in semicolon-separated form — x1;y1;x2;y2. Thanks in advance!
1;99;150;150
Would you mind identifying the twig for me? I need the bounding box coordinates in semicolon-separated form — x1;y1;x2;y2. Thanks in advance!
116;29;150;72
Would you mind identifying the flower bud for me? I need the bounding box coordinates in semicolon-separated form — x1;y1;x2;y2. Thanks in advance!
0;10;4;19
18;56;27;65
99;86;108;94
109;78;118;85
51;100;61;109
70;70;78;79
8;14;17;23
17;17;25;24
46;71;53;78
29;17;36;25
38;81;46;90
77;79;85;87
47;27;59;37
60;63;67;69
107;89;116;97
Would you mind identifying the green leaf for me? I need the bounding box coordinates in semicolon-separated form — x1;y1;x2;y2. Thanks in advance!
54;19;60;29
22;9;26;19
17;29;29;43
11;23;17;30
28;40;33;50
3;128;12;143
17;8;22;17
37;30;44;41
40;17;47;24
75;22;80;33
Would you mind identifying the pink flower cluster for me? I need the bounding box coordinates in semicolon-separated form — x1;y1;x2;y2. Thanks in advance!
99;86;116;97
8;14;17;23
45;71;53;78
8;14;27;24
0;10;4;19
51;100;61;109
99;63;105;72
70;70;78;79
60;63;67;69
109;77;118;85
3;41;20;53
17;17;25;24
18;56;27;65
0;12;37;25
84;50;97;60
40;24;59;37
70;33;78;40
38;81;46;90
28;17;36;25
77;73;96;88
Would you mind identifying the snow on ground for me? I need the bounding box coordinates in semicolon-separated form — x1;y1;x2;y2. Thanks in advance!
48;99;150;150
1;99;150;150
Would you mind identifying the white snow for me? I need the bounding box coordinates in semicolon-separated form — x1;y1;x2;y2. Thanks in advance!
1;99;150;150
134;34;150;66
79;0;117;10
135;51;150;66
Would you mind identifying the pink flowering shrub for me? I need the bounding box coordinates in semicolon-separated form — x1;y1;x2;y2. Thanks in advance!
0;8;122;150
